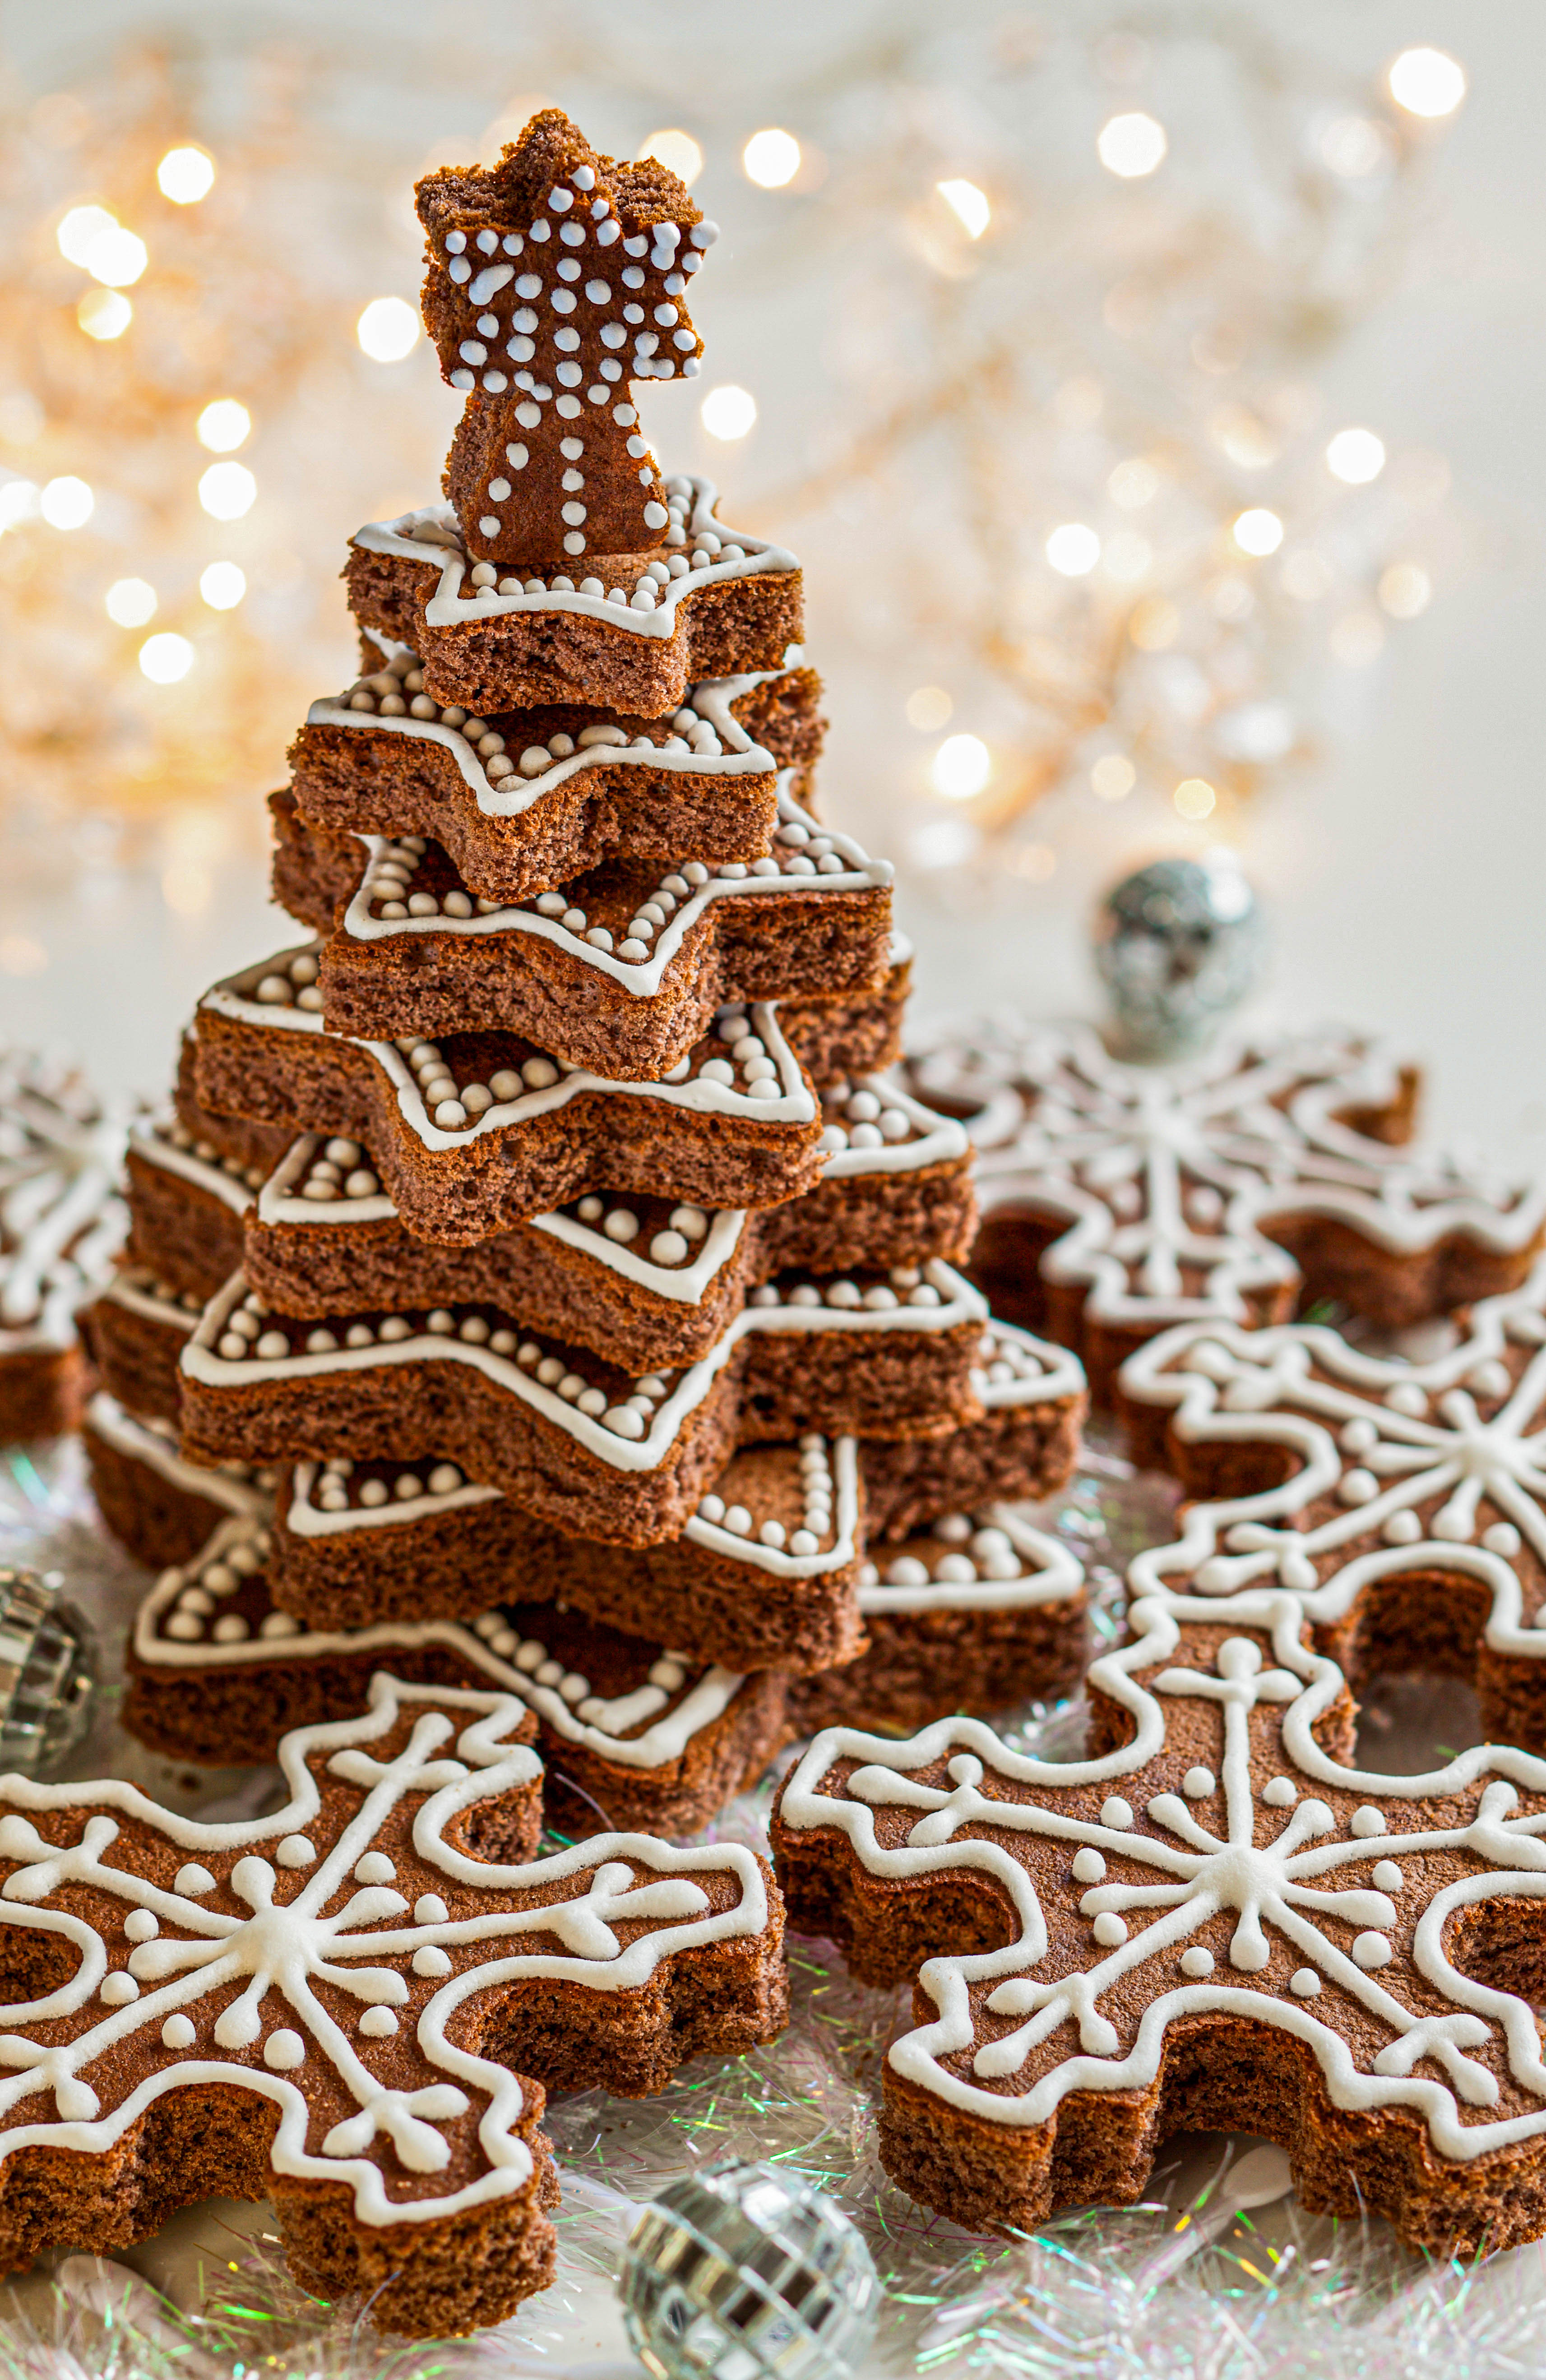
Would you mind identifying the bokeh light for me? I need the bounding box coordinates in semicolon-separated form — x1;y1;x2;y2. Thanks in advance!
356;297;420;362
743;128;801;188
40;476;93;528
905;686;954;731
638;129;704;185
1091;754;1136;800
931;733;991;799
139;632;194;683
77;288;131;340
700;384;757;440
1173;776;1217;818
1046;522;1100;576
105;577;157;626
1232;508;1284;557
1326;427;1386;485
936;179;991;239
197;400;251;453
157;146;215;203
198;461;255;519
1388;47;1466;119
1098;112;1168;177
1378;562;1432;619
199;561;247;610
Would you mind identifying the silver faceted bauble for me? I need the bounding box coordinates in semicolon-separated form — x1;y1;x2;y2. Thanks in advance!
0;1567;93;1774
1094;854;1264;1058
620;2158;880;2380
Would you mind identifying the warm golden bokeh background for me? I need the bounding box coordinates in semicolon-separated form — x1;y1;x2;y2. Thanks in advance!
0;1;1536;1157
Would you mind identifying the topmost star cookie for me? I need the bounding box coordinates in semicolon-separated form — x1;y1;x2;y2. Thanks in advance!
773;1583;1546;2262
417;110;710;569
908;1017;1546;1447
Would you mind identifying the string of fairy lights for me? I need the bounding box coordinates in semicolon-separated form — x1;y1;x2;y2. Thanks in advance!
0;18;1476;950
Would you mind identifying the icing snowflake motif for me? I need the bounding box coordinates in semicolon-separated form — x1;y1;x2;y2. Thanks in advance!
0;1675;766;2225
0;1048;127;1350
1121;1276;1546;1656
907;1018;1545;1331
776;1587;1546;2204
416;112;716;566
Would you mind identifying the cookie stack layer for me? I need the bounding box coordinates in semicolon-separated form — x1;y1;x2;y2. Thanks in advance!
84;120;1091;1840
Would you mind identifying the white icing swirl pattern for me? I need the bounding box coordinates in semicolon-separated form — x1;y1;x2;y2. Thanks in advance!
779;1586;1546;2161
1120;1268;1546;1659
0;1676;766;2222
909;1019;1546;1328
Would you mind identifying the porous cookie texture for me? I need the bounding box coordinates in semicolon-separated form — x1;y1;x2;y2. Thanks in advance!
222;1081;970;1369
271;1436;866;1673
0;1044;128;1439
83;1391;271;1570
81;1269;204;1424
125;1113;264;1302
1120;1268;1546;1754
345;479;801;718
0;1676;782;2335
417;110;708;568
125;1510;791;1837
773;1588;1546;2260
862;1322;1087;1544
291;648;822;904
909;1019;1546;1456
787;1506;1087;1736
176;1261;990;1547
270;782;892;1079
192;948;832;1240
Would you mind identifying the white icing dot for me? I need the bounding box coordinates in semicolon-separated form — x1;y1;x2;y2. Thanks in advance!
1371;1860;1403;1892
358;2007;399;2037
354;1853;395;1885
277;1835;316;1867
1071;1848;1105;1884
1290;1968;1322;1997
264;2029;305;2069
1092;1913;1128;1947
162;2014;196;2050
124;1909;158;1942
1484;1522;1522;1557
1350;1806;1387;1838
100;1972;140;2005
1352;1932;1393;1969
414;1945;453;1978
1180;1946;1214;1978
415;1894;448;1924
1100;1798;1134;1831
1383;1510;1423;1546
1262;1778;1296;1806
176;1863;215;1896
1182;1768;1215;1799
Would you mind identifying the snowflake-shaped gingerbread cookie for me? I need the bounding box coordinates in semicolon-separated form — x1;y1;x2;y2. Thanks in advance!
907;1018;1546;1455
773;1585;1546;2257
0;1044;127;1437
0;1674;777;2337
1120;1266;1546;1748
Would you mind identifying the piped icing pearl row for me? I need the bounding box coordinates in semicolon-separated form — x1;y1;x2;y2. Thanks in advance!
855;1505;1085;1614
130;1116;268;1211
86;1392;277;1509
133;1518;749;1771
284;1435;861;1585
97;1266;206;1330
971;1322;1075;1407
352;477;798;637
317;643;792;819
205;949;818;1147
185;1259;981;1477
747;1266;944;1314
336;786;890;1001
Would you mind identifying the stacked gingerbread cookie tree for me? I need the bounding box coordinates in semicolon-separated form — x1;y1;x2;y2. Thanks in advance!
85;110;1091;1842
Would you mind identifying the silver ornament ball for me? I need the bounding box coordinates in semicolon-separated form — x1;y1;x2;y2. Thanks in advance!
620;2157;880;2380
0;1567;93;1774
1094;854;1264;1058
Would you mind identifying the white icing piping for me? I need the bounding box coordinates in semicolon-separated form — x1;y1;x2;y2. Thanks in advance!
286;1463;503;1537
971;1321;1087;1414
129;1119;255;1220
181;1261;987;1476
96;1271;200;1337
258;1135;398;1229
201;949;818;1147
1120;1280;1546;1664
85;1393;269;1521
858;1505;1084;1615
352;477;797;637
779;1587;1546;2159
132;1519;747;1772
0;1674;766;2223
333;783;891;1000
313;657;784;818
